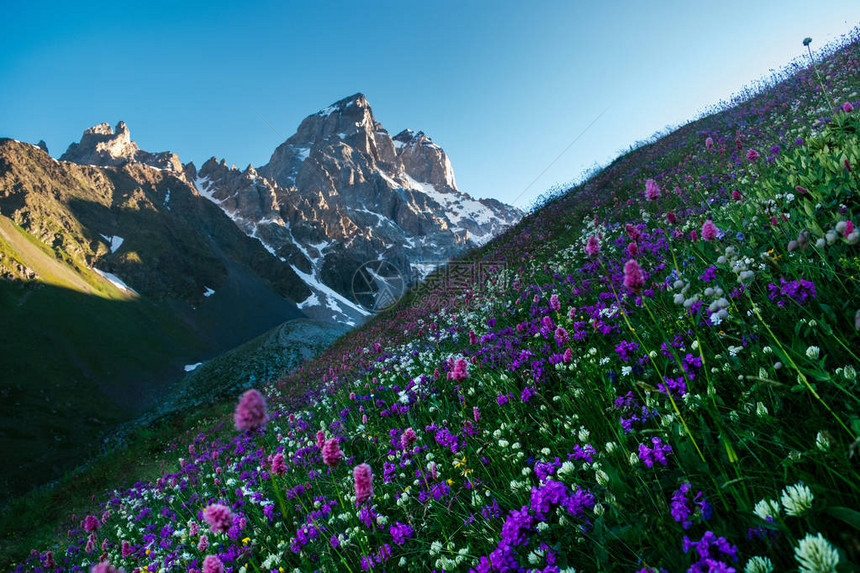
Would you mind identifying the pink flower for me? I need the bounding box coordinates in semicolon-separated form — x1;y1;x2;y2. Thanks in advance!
202;555;224;573
233;389;268;431
197;534;209;552
316;430;326;449
584;236;600;257
84;515;100;532
469;330;478;344
732;190;742;201
746;148;760;161
690;230;699;241
203;504;233;533
843;101;854;113
645;179;661;201
666;211;677;224
705;136;714;150
400;428;417;450
627;242;639;257
845;158;852;172
447;358;469;381
701;220;719;241
549;294;561;312
322;438;343;467
794;185;807;195
674;185;682;196
269;452;287;475
563;348;573;363
90;563;124;573
625;223;641;241
121;541;133;558
473;406;481;422
427;461;438;480
623;259;644;292
844;220;855;238
353;464;374;504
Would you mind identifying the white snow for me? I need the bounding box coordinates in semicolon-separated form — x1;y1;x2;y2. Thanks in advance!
290;264;370;318
100;234;124;253
203;286;215;297
93;267;138;294
401;173;496;228
297;292;320;308
164;187;171;209
295;146;311;161
393;139;407;150
184;362;203;372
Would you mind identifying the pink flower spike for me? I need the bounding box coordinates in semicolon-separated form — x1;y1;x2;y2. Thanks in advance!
585;236;600;257
353;463;374;504
705;136;714;150
843;101;854;113
203;554;224;573
746;148;760;161
623;259;644;293
322;438;343;467
203;504;233;533
702;220;719;241
732;190;742;201
645;179;661;201
233;389;268;431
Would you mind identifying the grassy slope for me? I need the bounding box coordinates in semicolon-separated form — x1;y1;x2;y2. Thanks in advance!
4;32;860;573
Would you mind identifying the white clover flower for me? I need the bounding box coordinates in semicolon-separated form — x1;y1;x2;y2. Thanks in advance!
595;469;609;486
795;533;839;573
605;441;617;454
806;346;820;359
816;432;831;452
756;402;768;417
753;498;780;521
781;483;814;516
578;427;590;442
628;452;639;465
430;540;443;555
844;365;856;381
621;366;633;376
744;556;773;573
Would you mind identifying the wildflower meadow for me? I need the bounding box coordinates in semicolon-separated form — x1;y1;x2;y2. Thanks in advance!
10;31;860;573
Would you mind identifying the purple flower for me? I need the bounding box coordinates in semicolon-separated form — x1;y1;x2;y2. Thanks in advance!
638;437;672;468
389;521;414;545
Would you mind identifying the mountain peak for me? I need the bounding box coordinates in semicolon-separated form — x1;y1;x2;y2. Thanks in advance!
60;121;184;173
318;93;369;117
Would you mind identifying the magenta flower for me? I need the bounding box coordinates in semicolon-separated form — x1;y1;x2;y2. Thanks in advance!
563;348;573;363
270;452;287;475
197;534;209;551
473;406;481;422
202;555;224;573
701;220;719;241
584;235;600;257
121;541;133;558
666;211;677;225
90;563;124;573
731;190;742;201
233;389;268;431
322;438;343;467
645;179;661;201
203;504;233;533
705;136;714;150
627;242;639;257
353;463;374;504
400;428;417;450
623;259;644;292
843;101;854;113
316;430;326;449
447;358;469;381
690;230;699;241
84;515;100;532
746;148;760;161
549;294;561;312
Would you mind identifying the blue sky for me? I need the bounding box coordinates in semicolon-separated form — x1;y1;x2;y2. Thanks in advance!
1;2;858;207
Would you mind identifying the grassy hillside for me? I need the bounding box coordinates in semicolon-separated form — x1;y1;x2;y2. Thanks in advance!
6;31;860;572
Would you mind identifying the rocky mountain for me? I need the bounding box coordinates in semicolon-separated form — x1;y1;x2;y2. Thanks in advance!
194;93;521;323
0;95;520;497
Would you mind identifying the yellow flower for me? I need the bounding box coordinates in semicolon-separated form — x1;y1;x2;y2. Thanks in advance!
242;537;251;544
447;479;454;486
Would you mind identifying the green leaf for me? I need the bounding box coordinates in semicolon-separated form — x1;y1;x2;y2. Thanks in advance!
824;506;860;531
